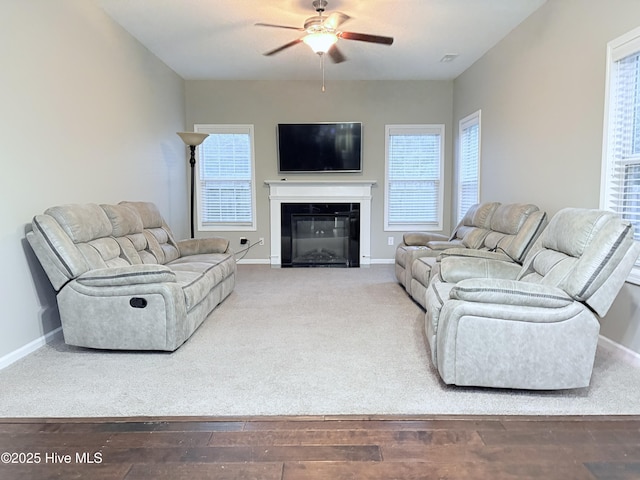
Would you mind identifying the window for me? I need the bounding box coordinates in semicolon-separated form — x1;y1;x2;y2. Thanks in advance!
385;124;444;231
194;124;256;231
457;111;481;222
601;26;640;283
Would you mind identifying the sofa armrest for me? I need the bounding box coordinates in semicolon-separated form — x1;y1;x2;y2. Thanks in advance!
177;237;230;256
403;232;449;246
451;278;573;310
438;248;513;263
439;256;521;283
76;264;176;287
425;240;465;251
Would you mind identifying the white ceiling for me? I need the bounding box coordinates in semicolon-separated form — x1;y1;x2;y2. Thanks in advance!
97;0;546;81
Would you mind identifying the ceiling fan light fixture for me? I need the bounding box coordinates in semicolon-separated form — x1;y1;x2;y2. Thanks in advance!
303;32;338;54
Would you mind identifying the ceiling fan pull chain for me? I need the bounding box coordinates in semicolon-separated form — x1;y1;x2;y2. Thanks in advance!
321;54;325;92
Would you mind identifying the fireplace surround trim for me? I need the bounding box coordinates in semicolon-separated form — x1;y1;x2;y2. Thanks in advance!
265;180;376;267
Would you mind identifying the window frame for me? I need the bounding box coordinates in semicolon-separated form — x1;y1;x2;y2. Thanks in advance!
456;110;481;223
384;124;445;232
600;26;640;285
194;124;257;232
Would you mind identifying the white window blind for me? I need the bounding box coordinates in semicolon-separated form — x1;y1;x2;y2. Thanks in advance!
194;125;256;231
601;26;640;283
457;111;481;222
385;125;444;231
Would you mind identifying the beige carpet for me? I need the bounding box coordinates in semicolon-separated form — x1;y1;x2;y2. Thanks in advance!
1;264;640;417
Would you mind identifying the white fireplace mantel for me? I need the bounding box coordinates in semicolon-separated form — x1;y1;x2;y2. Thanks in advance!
265;180;376;266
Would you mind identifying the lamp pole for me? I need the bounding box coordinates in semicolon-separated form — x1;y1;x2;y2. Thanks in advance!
177;132;209;238
188;145;197;238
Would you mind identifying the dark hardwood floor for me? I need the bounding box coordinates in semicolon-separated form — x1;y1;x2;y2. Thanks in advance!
1;415;640;479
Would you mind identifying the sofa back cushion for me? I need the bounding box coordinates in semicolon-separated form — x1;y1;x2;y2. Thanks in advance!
46;203;129;270
484;204;545;262
27;202;184;291
120;201;180;264
452;202;500;246
518;208;637;314
100;203;149;264
459;203;545;263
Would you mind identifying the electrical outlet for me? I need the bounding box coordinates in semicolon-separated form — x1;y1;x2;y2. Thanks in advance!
259;237;264;246
240;237;248;245
388;236;394;246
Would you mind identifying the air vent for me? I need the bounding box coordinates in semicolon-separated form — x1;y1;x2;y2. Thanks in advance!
440;54;459;63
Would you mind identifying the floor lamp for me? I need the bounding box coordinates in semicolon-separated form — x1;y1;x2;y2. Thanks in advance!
177;131;209;238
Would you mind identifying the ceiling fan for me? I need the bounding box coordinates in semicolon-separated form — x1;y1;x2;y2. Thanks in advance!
256;0;394;64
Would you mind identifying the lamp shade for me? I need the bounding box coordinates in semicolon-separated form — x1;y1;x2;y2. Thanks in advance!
302;32;338;54
177;132;209;146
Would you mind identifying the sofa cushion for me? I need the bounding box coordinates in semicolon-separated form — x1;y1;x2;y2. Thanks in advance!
500;210;548;262
121;201;180;264
457;203;544;264
521;209;637;306
169;254;236;311
101;204;143;237
76;238;126;269
122;201;164;229
143;228;179;264
46;203;112;244
44;204;127;270
460;228;491;249
100;204;145;264
490;204;538;235
459;202;499;231
541;208;610;258
483;203;539;252
451;203;500;246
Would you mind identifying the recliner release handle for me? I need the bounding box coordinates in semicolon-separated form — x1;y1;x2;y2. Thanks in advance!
129;297;148;309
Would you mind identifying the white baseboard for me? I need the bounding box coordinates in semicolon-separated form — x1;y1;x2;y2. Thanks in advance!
370;258;395;265
598;334;640;367
236;259;271;265
0;327;63;371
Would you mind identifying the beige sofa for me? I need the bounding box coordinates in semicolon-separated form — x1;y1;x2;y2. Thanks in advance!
27;201;236;351
396;202;547;308
426;208;640;390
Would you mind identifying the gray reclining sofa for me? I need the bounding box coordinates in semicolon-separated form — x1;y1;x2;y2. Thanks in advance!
426;208;640;390
396;202;547;309
27;201;236;351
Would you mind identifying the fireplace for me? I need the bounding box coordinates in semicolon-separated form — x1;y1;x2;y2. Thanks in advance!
265;180;375;267
281;203;360;267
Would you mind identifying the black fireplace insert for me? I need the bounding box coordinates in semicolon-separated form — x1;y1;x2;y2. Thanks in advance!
281;203;360;267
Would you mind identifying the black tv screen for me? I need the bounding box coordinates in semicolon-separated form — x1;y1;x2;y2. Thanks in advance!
277;122;362;173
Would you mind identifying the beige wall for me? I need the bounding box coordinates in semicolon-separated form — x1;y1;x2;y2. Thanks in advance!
0;0;186;361
453;0;640;353
185;80;454;260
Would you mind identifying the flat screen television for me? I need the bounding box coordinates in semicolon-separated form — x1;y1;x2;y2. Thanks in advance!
277;122;362;173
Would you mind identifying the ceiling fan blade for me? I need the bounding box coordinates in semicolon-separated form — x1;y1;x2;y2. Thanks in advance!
339;31;394;45
255;22;304;31
328;45;346;64
263;38;303;56
323;11;350;30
